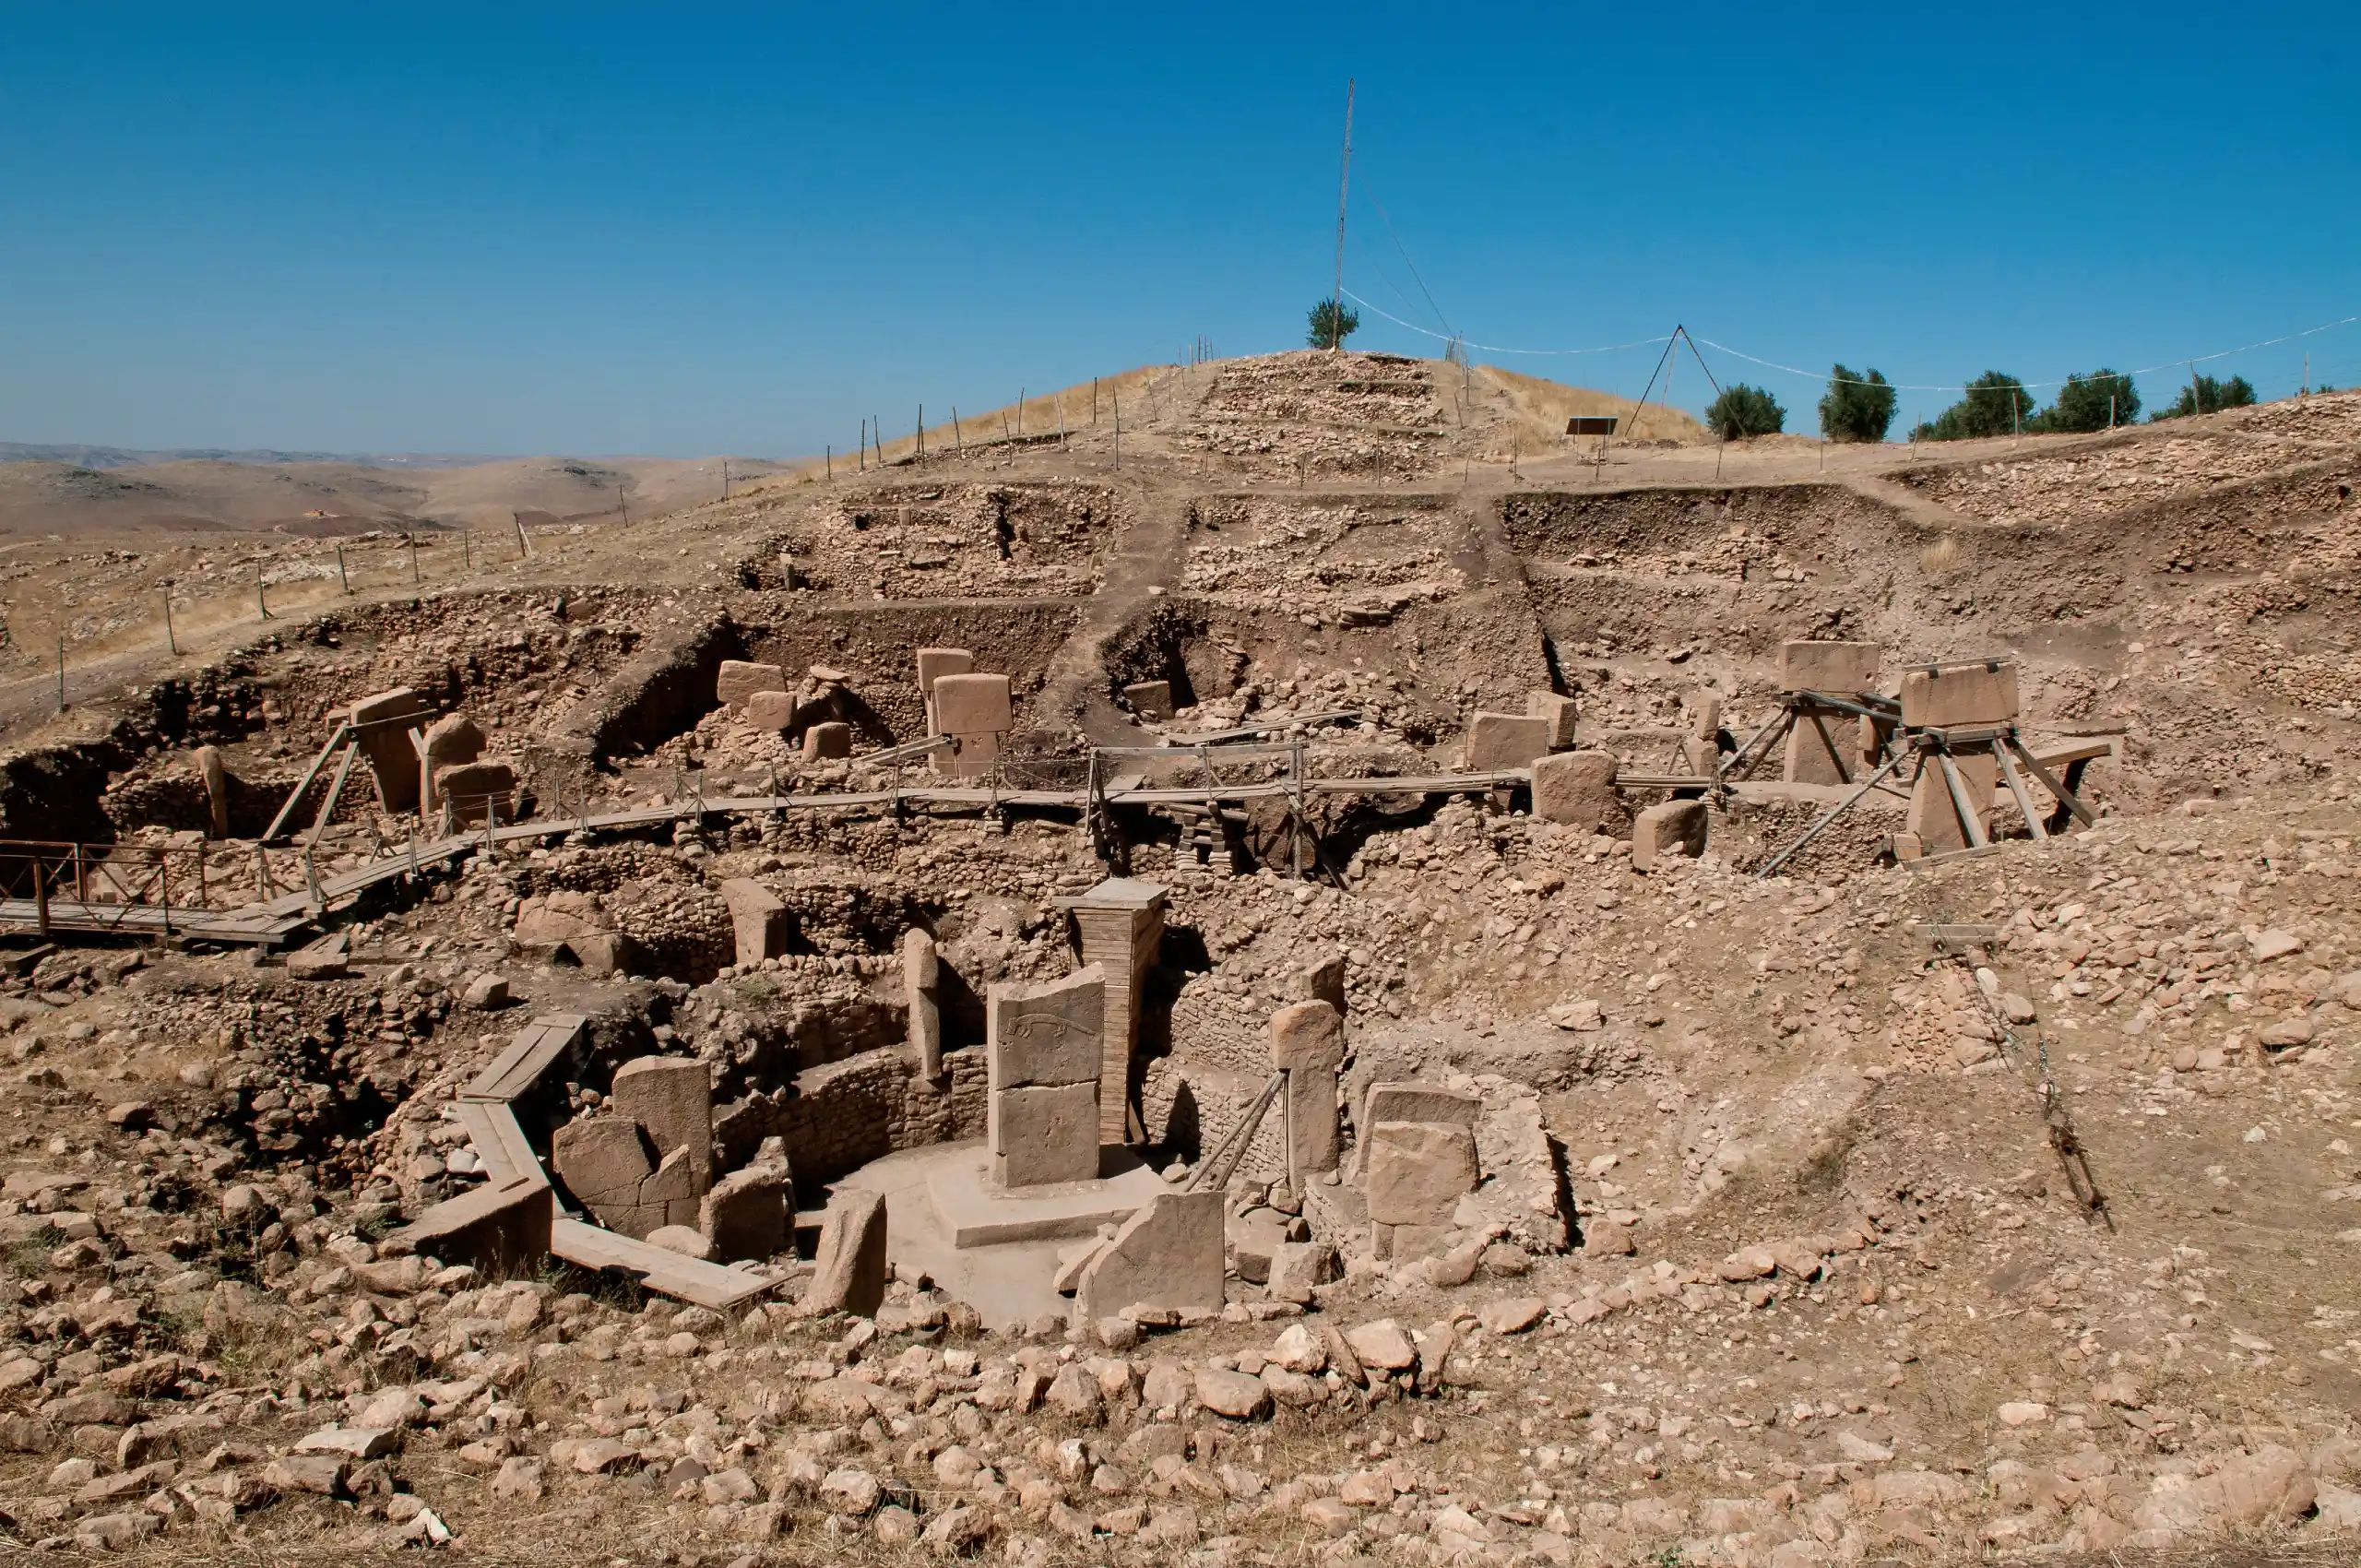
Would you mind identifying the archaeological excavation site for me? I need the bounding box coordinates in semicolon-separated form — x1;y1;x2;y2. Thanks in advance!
4;350;2361;1567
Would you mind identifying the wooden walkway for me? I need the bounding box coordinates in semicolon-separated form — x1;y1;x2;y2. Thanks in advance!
2;766;1536;944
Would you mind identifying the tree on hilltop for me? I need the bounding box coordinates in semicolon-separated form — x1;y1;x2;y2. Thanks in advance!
2029;370;2139;434
1819;365;1896;443
1307;299;1359;350
2151;374;2255;421
1914;372;2034;440
1705;383;1785;439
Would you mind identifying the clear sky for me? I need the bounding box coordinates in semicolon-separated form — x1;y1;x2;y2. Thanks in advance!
3;4;2355;456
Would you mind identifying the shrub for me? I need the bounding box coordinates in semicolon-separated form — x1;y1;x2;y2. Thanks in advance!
2151;374;2256;420
1818;365;1896;443
1306;300;1359;350
1705;383;1785;439
1914;372;2034;441
2030;370;2139;433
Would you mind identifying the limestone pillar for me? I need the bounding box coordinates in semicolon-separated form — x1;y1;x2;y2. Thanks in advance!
986;966;1105;1187
1270;1000;1344;1184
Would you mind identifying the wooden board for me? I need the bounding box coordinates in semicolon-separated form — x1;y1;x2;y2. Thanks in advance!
549;1217;772;1311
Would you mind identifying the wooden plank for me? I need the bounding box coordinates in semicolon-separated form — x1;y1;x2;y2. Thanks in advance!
1993;742;2050;843
1936;752;1990;850
2029;738;2114;768
550;1217;771;1310
452;1102;525;1185
461;1014;588;1103
262;720;351;844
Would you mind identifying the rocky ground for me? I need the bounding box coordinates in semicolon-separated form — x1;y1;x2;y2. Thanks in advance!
2;363;2359;1567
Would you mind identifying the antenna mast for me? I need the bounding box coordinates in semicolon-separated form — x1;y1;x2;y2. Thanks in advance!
1331;78;1354;351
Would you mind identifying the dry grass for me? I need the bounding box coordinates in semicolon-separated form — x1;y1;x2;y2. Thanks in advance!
1475;362;1706;447
1920;534;1964;576
753;366;1175;490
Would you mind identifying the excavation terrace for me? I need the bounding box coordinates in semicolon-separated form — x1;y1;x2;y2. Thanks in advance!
3;352;2361;1567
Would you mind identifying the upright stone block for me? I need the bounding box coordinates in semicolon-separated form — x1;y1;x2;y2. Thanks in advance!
1783;705;1858;786
1270;1001;1344;1183
715;659;787;711
916;647;975;733
345;688;433;813
931;672;1013;777
991;1085;1100;1188
551;1118;659;1237
1065;877;1167;1144
433;760;516;825
743;689;799;731
419;713;485;811
1898;661;2019;729
1904;752;1999;854
1364;1123;1480;1227
699;1162;790;1264
1297;954;1347;1015
1122;680;1175;720
801;721;852;760
1074;1190;1225;1323
1526;692;1578;750
1631;799;1708;872
1531;751;1619;830
1466;711;1551;769
611;1056;713;1186
987;967;1105;1187
194;745;230;838
902;927;943;1078
1778;641;1881;695
718;879;791;967
806;1188;888;1317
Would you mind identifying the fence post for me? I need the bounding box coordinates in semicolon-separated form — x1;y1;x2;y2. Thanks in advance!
33;856;49;936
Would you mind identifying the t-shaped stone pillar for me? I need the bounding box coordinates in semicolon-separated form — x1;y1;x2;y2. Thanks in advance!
1062;876;1167;1144
1270;999;1344;1185
986;966;1106;1187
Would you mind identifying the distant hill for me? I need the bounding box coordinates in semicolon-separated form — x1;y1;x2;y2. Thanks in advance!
0;442;508;470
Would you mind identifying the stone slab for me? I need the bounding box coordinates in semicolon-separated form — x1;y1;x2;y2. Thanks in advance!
1122;680;1174;720
1531;750;1618;829
1778;640;1881;695
802;721;852;759
1525;692;1578;750
1905;752;1999;854
1899;661;2019;729
715;660;787;710
743;689;799;731
926;1147;1169;1248
1364;1122;1480;1227
1362;1082;1481;1132
1631;799;1708;872
987;966;1105;1091
1074;1189;1225;1323
932;672;1012;735
718;878;791;967
990;1083;1100;1188
1466;711;1550;769
611;1056;713;1179
805;1188;888;1316
915;647;974;699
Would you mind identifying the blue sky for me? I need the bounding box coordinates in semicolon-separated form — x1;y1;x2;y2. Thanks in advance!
2;4;2355;456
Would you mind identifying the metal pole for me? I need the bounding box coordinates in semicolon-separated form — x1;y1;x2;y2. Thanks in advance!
55;636;65;711
1331;77;1354;350
163;591;176;655
337;544;349;592
255;561;269;620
